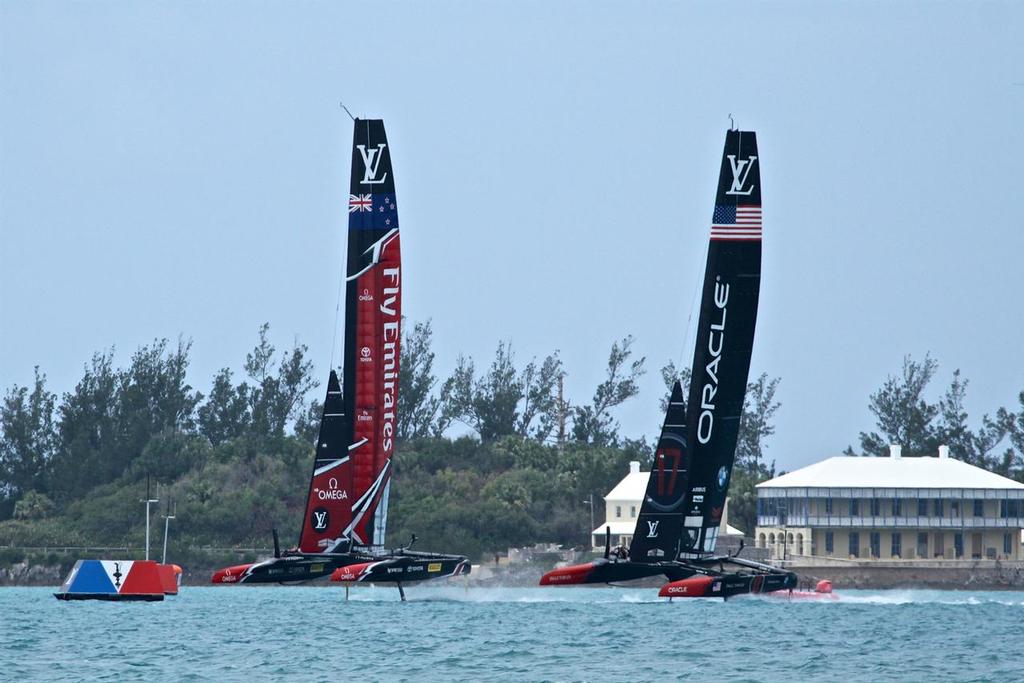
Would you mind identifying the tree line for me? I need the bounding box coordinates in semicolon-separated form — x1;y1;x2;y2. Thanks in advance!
4;320;1018;564
0;322;783;560
845;354;1024;477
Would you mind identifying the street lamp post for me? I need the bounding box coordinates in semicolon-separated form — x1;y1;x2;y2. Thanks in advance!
583;494;595;547
140;477;159;561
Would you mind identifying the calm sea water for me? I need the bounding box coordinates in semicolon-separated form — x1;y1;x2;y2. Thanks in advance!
2;584;1023;682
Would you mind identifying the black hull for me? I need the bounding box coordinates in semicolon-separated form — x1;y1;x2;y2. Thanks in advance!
717;571;797;598
540;557;693;585
333;551;471;585
541;553;797;593
215;553;360;584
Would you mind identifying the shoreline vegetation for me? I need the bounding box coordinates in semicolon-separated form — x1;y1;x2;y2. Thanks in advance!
2;324;1022;588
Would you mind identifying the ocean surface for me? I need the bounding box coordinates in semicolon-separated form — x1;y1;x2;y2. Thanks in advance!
2;584;1023;682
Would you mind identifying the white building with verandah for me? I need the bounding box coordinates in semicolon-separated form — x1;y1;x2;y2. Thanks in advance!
592;461;744;550
755;445;1024;564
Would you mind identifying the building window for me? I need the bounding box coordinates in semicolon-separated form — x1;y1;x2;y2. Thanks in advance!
849;532;860;558
870;532;881;558
893;499;902;516
918;499;928;517
825;498;833;515
891;533;902;558
825;531;834;555
917;532;928;558
1001;500;1020;518
1005;533;1013;555
951;500;960;518
934;499;944;517
615;506;621;518
870;499;880;516
850;499;860;516
630;506;636;518
954;533;964;558
974;499;984;517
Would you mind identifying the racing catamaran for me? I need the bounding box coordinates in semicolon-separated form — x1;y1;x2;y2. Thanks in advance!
540;129;796;599
212;119;469;596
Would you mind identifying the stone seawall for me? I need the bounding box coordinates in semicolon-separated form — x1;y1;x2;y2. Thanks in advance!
793;564;1024;590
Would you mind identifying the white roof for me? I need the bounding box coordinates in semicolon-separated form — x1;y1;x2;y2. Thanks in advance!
605;471;650;501
757;455;1024;490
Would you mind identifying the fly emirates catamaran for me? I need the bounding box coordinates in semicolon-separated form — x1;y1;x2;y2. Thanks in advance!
212;119;469;598
539;129;797;599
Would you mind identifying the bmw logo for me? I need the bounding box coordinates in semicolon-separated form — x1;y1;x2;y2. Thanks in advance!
717;466;728;489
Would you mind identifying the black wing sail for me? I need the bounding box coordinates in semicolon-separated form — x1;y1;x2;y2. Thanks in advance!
297;370;353;553
677;129;762;559
628;381;689;562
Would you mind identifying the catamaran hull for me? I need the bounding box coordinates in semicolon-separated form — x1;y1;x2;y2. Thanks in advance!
659;570;797;599
211;554;360;584
331;554;470;585
539;559;690;586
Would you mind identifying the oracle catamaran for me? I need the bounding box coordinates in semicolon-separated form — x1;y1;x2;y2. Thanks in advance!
212;119;469;595
540;129;796;599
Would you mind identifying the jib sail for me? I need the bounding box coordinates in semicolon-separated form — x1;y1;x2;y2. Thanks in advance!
298;371;353;553
298;118;401;553
628;381;689;562
677;129;762;558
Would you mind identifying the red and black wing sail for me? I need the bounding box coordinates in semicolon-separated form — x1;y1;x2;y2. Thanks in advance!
628;381;690;562
298;118;401;553
341;118;401;550
676;129;762;558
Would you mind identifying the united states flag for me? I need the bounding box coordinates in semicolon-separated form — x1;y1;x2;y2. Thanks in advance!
710;204;762;241
349;194;373;213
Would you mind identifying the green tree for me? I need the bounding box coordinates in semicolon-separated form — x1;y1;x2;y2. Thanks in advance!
858;354;941;456
197;368;250;446
658;360;690;412
244;323;319;441
0;368;57;517
114;338;201;462
12;490;56;520
397;320;443;441
994;391;1024;479
51;350;120;499
735;373;781;475
293;398;322;445
572;336;646;447
516;353;564;442
935;370;1005;468
440;342;562;442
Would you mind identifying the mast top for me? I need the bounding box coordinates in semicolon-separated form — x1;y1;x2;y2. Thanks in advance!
339;101;356;122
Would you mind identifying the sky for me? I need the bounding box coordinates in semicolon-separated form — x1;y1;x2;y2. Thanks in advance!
1;1;1022;472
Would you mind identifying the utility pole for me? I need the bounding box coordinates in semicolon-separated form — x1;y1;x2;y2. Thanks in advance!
161;498;176;565
583;494;595;547
141;477;159;561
